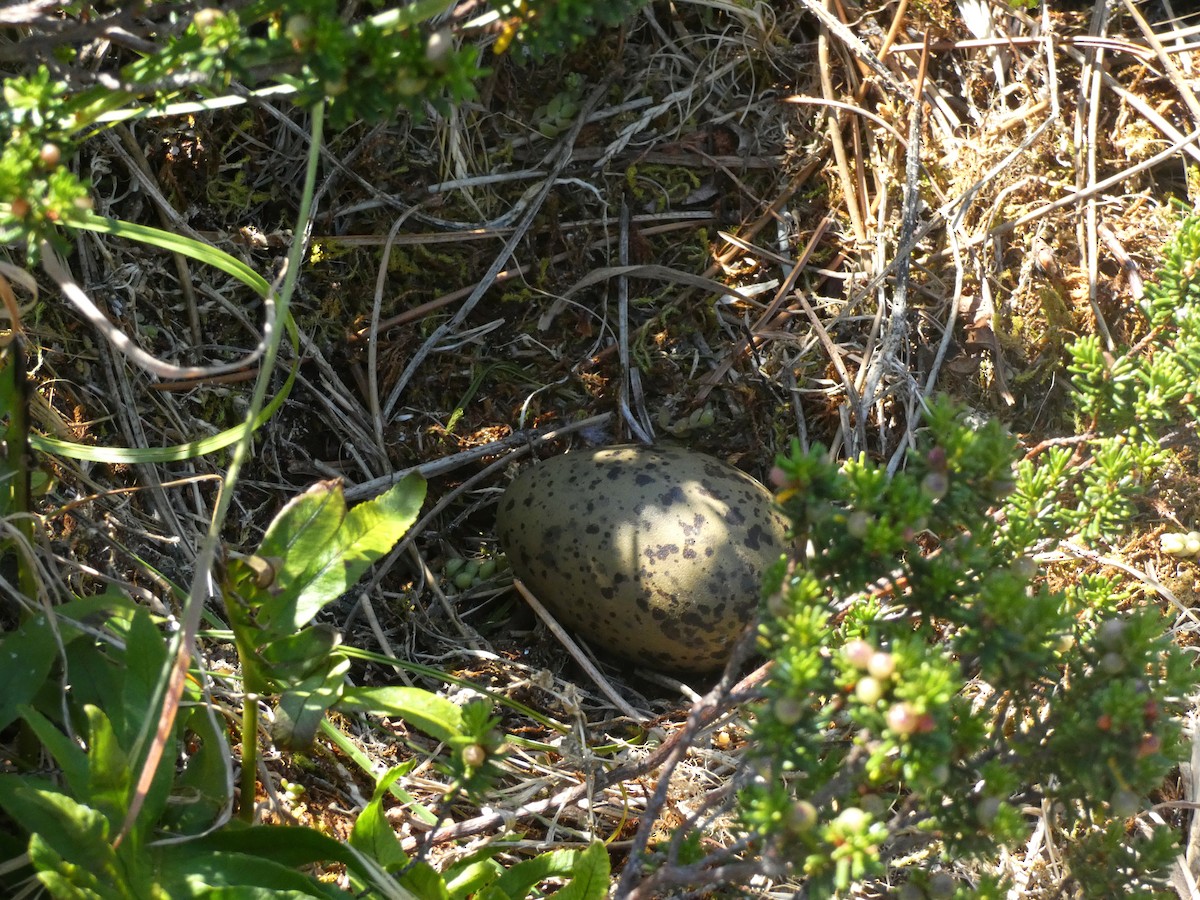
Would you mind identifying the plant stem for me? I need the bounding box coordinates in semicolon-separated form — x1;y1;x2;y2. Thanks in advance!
240;695;259;823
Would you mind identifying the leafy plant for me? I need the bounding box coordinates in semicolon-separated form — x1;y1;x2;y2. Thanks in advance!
621;214;1200;896
738;400;1187;896
617;213;1200;895
2;2;643;897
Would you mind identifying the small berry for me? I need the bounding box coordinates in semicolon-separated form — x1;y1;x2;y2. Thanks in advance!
990;477;1016;497
1137;734;1161;758
426;28;452;61
774;696;804;726
461;744;487;767
1096;618;1126;648
928;871;956;898
921;472;949;499
886;702;920;736
192;8;223;31
1011;555;1037;579
855;676;884;705
39;142;61;168
788;800;818;832
866;651;895;680
285;14;312;49
859;792;886;816
833;806;868;831
1110;789;1140;818
846;510;870;538
1188;531;1200;556
843;639;874;670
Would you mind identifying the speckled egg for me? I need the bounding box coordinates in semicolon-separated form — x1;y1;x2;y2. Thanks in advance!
496;443;790;673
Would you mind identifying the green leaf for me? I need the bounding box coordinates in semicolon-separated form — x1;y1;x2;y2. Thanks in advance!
258;475;426;632
549;841;610;900
255;480;346;626
184;825;419;899
28;832;119;900
495;848;587;898
18;705;90;797
121;608;170;729
337;686;465;744
0;777;115;873
445;857;499;899
319;720;437;823
397;862;451;900
53;589;143;639
258;625;342;684
271;656;349;751
349;765;412;873
83;705;131;830
61;635;126;727
0;613;59;732
156;848;341;898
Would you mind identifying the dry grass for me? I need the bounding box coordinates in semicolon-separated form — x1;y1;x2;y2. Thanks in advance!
24;0;1200;895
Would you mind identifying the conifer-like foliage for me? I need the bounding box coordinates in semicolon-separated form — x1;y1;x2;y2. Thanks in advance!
0;0;646;253
736;220;1200;895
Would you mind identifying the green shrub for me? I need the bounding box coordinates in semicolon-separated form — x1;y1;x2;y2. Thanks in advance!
730;219;1200;896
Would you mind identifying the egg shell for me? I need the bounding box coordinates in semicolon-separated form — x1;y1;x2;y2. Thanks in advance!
496;443;790;673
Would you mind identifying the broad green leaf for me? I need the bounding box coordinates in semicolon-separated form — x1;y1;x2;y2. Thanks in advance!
548;841;609;900
28;832;119;900
0;613;59;731
445;856;501;899
0;778;115;873
53;589;142;640
61;637;126;731
349;765;411;872
156;848;341;898
122;608;169;726
185;825;419;899
397;862;451;900
337;686;464;744
116;611;185;836
83;705;131;829
258;475;426;632
271;657;349;751
255;481;347;625
495;848;585;898
258;625;342;684
18;706;90;796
